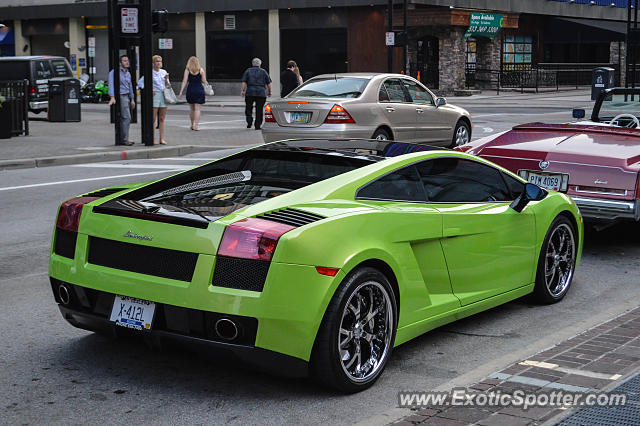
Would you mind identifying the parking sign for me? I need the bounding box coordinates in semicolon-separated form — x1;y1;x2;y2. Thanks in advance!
121;8;139;34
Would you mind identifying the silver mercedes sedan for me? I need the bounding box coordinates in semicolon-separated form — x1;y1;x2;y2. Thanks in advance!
262;73;472;146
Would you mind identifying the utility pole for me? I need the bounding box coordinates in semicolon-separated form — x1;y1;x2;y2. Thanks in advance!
403;0;408;74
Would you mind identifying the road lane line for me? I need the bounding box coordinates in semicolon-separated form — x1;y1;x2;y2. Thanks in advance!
71;163;191;169
0;170;181;192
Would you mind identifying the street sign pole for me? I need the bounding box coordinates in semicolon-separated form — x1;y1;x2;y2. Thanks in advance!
108;0;122;144
140;0;154;146
387;0;393;73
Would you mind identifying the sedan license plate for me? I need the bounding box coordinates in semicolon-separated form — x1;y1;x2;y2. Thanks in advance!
109;295;155;331
525;172;563;191
287;112;311;124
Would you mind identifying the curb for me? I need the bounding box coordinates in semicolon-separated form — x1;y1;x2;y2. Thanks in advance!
0;145;231;171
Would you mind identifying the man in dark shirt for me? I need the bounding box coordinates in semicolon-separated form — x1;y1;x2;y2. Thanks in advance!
280;60;299;97
240;57;272;130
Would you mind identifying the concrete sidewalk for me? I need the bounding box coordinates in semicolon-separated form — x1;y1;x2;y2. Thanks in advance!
0;89;592;171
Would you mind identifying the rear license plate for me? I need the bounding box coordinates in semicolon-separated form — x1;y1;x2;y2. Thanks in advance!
287;112;311;124
519;171;566;192
109;295;155;331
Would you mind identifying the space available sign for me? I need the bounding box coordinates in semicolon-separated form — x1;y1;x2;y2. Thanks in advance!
464;13;503;39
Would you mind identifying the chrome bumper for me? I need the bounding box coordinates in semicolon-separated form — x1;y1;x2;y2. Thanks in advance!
29;100;48;110
571;195;639;221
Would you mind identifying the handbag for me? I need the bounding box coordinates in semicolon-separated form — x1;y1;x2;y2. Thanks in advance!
163;86;178;104
203;83;214;96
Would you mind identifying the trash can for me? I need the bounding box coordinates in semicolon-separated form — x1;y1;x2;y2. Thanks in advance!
592;67;615;101
63;79;81;122
48;80;65;122
48;78;81;122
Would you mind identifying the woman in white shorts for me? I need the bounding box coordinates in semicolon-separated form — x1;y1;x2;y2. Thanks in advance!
151;55;170;144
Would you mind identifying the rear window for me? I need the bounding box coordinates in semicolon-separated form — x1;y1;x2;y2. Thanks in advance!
33;60;53;80
288;77;369;99
126;149;375;219
51;59;72;77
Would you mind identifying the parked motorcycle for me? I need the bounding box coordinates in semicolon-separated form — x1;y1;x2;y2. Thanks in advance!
79;73;109;103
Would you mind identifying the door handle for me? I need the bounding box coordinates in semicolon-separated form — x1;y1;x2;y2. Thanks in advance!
416;108;424;114
386;107;395;112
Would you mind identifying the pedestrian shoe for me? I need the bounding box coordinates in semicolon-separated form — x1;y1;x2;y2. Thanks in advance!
255;127;261;130
246;123;252;129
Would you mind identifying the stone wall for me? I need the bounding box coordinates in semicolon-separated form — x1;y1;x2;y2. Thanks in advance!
610;41;625;86
439;27;467;91
474;37;501;89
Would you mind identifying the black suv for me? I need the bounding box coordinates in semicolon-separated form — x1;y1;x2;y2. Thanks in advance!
0;56;73;113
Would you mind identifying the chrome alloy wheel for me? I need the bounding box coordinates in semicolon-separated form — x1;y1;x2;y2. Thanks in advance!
375;133;388;141
544;223;576;297
454;124;470;146
338;281;393;382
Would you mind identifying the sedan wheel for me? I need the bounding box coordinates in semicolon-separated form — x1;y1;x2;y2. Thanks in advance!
312;267;397;393
451;121;470;147
372;128;391;141
534;216;577;303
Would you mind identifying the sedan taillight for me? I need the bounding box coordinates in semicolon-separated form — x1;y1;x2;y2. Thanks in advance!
56;197;99;232
264;104;276;122
218;218;294;261
30;85;36;95
324;104;355;124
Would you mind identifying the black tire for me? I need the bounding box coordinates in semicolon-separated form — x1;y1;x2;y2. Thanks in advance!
450;120;471;148
533;215;577;304
311;267;397;393
372;128;391;141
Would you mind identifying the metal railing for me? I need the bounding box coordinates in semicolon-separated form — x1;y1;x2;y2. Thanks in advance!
0;80;29;137
465;64;622;94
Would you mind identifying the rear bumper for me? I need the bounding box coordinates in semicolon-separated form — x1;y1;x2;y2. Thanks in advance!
261;123;376;143
58;304;309;378
29;100;48;110
571;195;639;222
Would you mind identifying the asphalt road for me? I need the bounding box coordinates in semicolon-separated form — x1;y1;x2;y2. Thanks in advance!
1;150;639;424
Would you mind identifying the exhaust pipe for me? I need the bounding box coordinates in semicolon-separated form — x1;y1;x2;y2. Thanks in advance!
214;318;239;341
58;283;71;305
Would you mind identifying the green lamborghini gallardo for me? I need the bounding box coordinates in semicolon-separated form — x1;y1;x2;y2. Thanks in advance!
49;139;583;392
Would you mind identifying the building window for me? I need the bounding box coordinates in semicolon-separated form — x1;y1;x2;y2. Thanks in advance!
206;30;269;80
503;35;533;70
280;29;347;80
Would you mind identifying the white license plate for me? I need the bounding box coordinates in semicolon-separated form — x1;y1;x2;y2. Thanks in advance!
527;172;562;191
287;112;311;124
109;295;155;331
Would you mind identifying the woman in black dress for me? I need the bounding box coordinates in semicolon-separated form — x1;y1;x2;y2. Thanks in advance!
178;56;208;131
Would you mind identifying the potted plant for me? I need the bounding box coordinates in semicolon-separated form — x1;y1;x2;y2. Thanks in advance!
0;93;12;139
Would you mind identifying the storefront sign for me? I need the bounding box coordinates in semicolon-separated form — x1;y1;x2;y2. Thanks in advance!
70;54;77;71
79;58;86;67
159;38;173;49
121;8;139;34
464;13;503;39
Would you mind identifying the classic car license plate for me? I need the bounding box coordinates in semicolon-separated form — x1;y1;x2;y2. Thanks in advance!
109;295;155;331
526;172;563;191
288;112;311;124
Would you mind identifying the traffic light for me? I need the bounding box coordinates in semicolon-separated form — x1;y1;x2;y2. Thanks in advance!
152;9;168;33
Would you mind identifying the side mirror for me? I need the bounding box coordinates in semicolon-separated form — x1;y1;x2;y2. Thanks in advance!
435;97;446;107
510;183;547;213
572;108;585;119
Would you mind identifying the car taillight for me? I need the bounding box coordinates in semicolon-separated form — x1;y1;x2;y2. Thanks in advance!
30;85;36;95
264;104;276;122
56;197;99;232
218;218;295;261
324;104;355;124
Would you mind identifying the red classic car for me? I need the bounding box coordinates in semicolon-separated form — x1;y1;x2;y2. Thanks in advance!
457;88;640;225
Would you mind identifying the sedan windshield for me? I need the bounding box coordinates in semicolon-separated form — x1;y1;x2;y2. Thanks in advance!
288;77;369;99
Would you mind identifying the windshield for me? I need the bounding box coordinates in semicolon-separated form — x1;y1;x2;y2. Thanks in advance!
597;93;640;122
288;77;369;99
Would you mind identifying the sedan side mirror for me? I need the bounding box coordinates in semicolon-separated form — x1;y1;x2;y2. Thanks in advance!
510;183;547;213
435;97;446;107
572;108;585;119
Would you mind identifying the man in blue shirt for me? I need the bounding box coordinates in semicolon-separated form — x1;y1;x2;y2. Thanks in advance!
241;57;272;130
108;55;135;146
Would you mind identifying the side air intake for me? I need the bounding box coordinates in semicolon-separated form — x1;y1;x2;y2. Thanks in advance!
257;208;324;227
